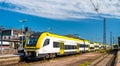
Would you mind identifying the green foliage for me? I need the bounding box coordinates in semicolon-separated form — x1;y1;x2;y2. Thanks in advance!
99;49;105;53
79;61;90;66
24;64;29;66
113;44;118;49
79;64;86;66
85;61;90;65
105;49;112;53
99;49;112;53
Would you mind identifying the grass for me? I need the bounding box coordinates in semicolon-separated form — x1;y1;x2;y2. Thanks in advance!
79;64;86;66
99;49;112;54
79;61;91;66
85;61;91;64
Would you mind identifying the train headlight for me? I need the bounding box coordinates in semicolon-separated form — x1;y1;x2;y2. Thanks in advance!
36;52;38;56
35;50;39;56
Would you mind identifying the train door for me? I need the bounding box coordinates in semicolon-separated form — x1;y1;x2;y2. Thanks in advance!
88;44;90;52
77;43;80;53
60;41;64;55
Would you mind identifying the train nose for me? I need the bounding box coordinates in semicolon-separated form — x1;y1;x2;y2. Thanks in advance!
27;51;36;57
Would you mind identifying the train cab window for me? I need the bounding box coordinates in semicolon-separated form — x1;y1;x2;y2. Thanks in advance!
53;42;60;48
43;39;50;46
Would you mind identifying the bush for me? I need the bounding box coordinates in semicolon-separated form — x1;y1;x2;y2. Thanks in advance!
79;64;86;66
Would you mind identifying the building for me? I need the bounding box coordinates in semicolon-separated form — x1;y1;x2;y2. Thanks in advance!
0;41;10;50
0;29;23;49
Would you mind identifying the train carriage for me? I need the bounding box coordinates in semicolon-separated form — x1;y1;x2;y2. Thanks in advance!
84;40;90;52
89;42;95;51
99;44;101;49
24;32;106;59
24;32;90;58
79;40;85;53
94;42;99;51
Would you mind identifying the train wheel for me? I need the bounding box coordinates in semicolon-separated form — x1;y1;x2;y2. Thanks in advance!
49;53;53;58
49;53;56;58
45;54;50;59
52;53;56;58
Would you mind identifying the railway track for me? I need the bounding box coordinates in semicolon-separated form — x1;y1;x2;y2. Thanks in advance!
1;51;116;66
95;54;114;66
90;50;117;66
11;52;103;66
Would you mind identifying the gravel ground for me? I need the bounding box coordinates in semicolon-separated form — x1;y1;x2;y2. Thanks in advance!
26;52;103;66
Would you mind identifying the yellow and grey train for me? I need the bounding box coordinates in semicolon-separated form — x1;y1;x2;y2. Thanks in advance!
24;32;109;58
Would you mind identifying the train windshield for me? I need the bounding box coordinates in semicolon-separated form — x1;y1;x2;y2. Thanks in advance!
27;32;42;46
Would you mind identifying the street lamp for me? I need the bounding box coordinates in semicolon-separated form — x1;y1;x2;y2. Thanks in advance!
19;20;27;51
0;26;4;54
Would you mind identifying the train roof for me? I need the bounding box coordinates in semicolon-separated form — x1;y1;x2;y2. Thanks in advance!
32;32;84;42
32;32;102;44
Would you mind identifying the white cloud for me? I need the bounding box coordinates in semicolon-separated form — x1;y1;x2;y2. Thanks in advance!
0;0;120;20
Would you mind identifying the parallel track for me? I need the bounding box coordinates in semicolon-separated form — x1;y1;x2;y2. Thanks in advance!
90;50;117;66
11;52;101;66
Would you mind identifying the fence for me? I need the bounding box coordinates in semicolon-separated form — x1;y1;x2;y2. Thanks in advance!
0;49;18;55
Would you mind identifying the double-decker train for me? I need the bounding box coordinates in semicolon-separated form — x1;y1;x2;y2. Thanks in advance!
24;32;109;59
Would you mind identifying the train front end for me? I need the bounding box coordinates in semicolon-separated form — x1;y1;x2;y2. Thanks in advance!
24;32;43;58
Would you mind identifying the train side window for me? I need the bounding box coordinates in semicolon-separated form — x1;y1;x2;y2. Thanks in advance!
43;39;50;46
85;45;88;47
64;45;76;49
80;44;84;47
65;45;68;49
53;42;60;48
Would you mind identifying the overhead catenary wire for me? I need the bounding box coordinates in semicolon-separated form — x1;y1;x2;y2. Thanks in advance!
89;0;107;45
89;0;99;14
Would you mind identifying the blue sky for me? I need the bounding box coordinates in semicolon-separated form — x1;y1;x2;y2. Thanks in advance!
0;0;120;44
